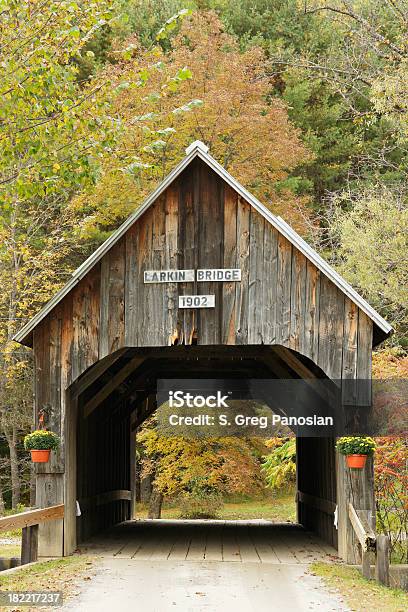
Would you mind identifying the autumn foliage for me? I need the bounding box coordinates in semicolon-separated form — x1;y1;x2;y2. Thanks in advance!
137;420;264;499
74;11;312;239
375;437;408;563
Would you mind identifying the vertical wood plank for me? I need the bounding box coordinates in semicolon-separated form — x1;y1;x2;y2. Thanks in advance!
63;392;77;555
21;525;38;565
262;224;278;344
150;196;166;345
125;224;139;347
99;239;125;358
318;276;345;380
289;249;307;353
164;181;181;344
197;161;223;345
72;266;100;381
135;207;154;347
222;185;238;344
276;234;292;347
235;196;250;344
37;474;64;557
178;165;197;344
357;311;373;406
342;298;358;405
248;209;264;344
303;261;321;363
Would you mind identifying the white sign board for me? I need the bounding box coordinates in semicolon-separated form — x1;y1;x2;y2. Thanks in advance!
179;295;215;309
197;269;241;282
144;269;194;283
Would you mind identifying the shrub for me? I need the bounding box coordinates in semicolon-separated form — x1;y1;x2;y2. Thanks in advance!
178;490;224;519
336;437;376;456
177;476;223;519
23;430;60;451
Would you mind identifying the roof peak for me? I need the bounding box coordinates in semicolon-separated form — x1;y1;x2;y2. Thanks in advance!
185;140;209;155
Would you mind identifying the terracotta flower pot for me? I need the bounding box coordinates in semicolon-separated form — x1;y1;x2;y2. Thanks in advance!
346;454;367;469
30;449;51;463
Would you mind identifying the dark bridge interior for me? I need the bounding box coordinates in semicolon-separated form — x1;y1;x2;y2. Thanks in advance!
72;345;338;549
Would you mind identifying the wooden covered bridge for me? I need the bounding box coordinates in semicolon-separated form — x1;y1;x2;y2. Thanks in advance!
14;141;392;565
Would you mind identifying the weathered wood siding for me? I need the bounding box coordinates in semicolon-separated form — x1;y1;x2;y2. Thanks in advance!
33;158;373;471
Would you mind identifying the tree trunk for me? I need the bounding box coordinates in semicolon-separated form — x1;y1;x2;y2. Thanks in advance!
0;479;5;514
148;487;163;519
5;427;21;509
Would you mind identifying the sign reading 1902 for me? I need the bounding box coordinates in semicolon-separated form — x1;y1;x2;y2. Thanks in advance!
143;268;241;309
179;295;215;309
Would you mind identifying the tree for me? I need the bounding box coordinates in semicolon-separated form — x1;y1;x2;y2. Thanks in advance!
137;416;265;517
261;437;296;490
327;185;408;347
72;11;312;241
0;0;119;509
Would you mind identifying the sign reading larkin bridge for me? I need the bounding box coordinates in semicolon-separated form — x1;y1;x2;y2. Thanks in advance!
143;268;241;309
143;268;241;283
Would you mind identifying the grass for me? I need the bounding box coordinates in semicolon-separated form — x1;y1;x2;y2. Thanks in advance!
0;543;20;558
135;489;297;522
311;562;408;612
0;556;95;609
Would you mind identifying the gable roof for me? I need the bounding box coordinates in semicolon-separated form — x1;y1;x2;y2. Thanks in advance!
14;140;392;347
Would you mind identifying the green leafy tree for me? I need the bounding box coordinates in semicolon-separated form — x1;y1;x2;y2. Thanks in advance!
261;438;296;491
328;186;408;347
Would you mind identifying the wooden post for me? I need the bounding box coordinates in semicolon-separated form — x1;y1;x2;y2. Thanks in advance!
375;535;390;586
129;410;137;520
63;393;78;556
336;453;375;563
21;524;38;565
361;550;372;580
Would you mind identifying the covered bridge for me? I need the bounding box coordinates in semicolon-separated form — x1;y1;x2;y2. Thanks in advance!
14;141;392;563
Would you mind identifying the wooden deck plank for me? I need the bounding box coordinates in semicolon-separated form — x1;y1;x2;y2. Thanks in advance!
186;525;207;561
204;526;223;561
167;528;192;561
250;528;281;564
222;526;242;562
236;527;260;563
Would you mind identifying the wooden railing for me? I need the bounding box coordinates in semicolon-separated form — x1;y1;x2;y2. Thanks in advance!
0;504;64;566
78;489;131;510
348;502;390;586
297;491;336;515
